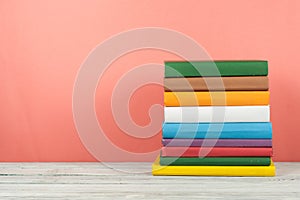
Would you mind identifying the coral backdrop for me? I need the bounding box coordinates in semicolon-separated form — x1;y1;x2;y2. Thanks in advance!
1;0;300;161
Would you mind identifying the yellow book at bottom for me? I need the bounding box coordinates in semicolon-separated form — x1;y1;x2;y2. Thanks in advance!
152;156;276;177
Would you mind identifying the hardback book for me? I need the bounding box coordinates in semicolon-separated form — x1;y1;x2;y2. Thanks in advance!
152;157;276;176
164;106;270;123
165;60;268;77
161;147;273;157
162;139;272;147
162;122;272;139
164;91;269;106
164;76;269;91
159;156;271;166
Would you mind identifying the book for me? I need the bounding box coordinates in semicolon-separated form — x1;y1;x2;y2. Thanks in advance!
152;157;276;176
162;122;272;139
161;147;273;157
164;106;270;123
164;91;269;106
162;139;272;147
160;156;271;166
165;61;268;77
164;76;269;91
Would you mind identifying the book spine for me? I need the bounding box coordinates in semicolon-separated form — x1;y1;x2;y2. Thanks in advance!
164;91;269;106
152;161;276;177
159;157;271;166
162;122;272;139
164;106;270;123
161;147;273;157
161;139;273;147
165;61;268;77
164;76;269;91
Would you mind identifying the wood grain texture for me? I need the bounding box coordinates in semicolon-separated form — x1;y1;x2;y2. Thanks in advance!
0;162;299;199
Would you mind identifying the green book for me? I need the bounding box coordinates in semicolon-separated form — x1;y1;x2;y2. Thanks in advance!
160;157;271;166
165;61;268;77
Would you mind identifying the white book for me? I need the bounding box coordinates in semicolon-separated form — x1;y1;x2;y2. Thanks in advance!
164;106;270;122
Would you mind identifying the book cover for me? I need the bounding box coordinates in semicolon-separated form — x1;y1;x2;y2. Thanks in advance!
164;106;270;123
152;157;276;176
162;122;272;139
161;147;273;157
162;139;272;147
164;76;269;91
164;91;269;106
165;61;268;77
159;156;271;166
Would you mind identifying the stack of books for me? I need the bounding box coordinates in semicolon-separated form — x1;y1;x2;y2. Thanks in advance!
152;61;276;176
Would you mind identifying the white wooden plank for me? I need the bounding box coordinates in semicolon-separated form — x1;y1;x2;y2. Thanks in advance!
0;162;299;199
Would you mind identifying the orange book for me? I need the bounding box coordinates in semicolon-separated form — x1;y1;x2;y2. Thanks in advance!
164;91;269;106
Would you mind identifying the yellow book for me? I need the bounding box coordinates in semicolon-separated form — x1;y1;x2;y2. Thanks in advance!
164;91;269;106
152;156;276;177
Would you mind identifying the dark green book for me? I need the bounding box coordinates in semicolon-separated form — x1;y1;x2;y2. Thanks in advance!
165;61;268;77
160;157;271;166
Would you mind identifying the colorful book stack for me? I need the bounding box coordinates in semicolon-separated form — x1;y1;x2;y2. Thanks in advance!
152;61;276;176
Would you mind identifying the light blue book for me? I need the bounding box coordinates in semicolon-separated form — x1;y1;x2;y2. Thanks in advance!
162;122;272;139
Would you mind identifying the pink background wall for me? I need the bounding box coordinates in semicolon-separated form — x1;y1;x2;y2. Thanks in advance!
1;0;300;162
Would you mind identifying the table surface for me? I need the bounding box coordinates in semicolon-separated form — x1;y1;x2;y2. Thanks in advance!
0;162;299;199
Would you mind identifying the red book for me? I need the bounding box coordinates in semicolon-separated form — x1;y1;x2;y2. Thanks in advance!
161;147;272;157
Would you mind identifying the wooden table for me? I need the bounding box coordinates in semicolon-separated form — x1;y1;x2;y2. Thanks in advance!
0;162;299;199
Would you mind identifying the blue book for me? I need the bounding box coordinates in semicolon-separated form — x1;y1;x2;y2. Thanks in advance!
162;122;272;139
